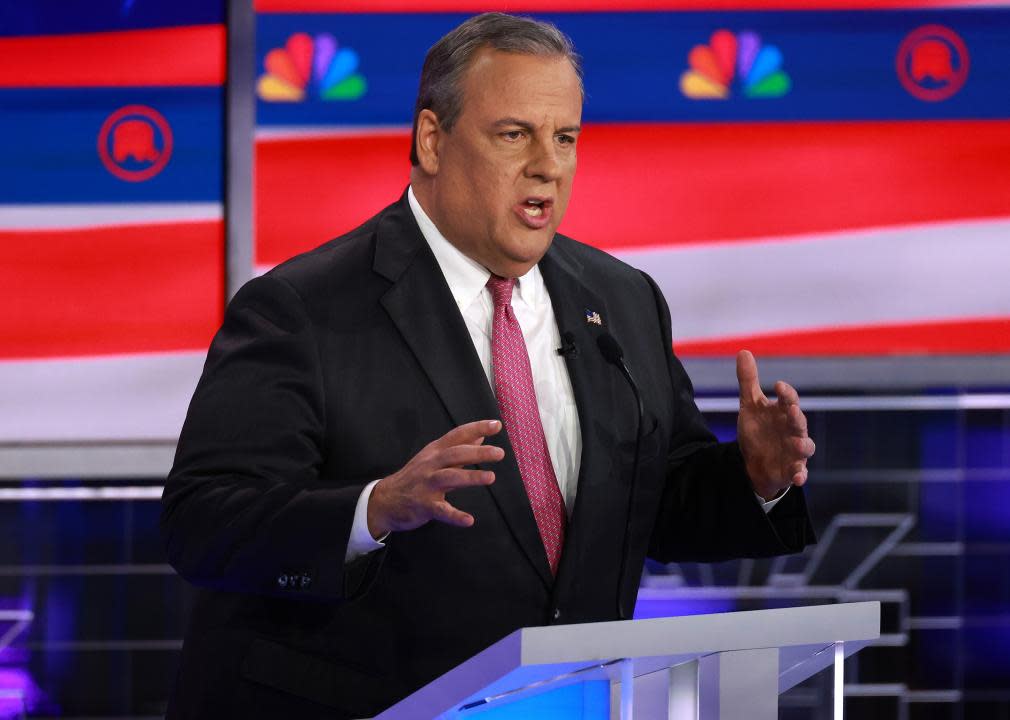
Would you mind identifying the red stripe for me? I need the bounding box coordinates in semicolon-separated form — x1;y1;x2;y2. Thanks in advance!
0;222;223;359
674;317;1010;356
254;120;1010;266
0;25;225;88
567;120;1010;251
256;132;413;264
255;0;1005;11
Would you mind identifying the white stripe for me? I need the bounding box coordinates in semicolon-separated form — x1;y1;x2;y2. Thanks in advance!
0;351;205;442
697;394;1010;412
834;642;844;720
0;486;163;501
0;203;223;230
255;124;409;141
0;611;32;621
616;218;1010;341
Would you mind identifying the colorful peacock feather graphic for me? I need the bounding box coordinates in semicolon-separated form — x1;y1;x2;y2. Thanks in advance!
680;30;791;100
257;32;367;102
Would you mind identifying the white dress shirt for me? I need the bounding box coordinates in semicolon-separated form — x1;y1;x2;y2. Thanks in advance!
344;187;782;561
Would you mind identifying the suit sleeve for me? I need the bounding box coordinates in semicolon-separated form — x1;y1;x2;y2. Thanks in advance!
161;274;383;601
639;272;816;564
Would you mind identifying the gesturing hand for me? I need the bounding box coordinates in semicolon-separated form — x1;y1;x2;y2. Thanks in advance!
735;351;816;502
366;420;504;539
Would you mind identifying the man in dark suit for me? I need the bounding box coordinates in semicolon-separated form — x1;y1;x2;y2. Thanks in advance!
161;13;816;719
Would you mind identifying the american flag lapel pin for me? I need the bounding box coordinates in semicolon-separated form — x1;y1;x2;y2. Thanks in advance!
584;308;603;326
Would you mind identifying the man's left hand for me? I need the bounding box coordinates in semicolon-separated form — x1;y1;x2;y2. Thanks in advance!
735;350;816;502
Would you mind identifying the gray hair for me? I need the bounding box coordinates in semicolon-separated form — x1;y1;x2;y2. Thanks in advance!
409;12;583;166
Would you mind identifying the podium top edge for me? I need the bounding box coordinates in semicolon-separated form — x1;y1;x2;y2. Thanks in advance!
518;601;881;666
374;603;880;719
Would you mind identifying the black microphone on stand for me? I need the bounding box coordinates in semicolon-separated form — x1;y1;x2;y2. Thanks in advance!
556;331;578;359
596;333;643;620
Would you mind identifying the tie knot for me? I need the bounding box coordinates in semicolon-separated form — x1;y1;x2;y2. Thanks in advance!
486;275;516;308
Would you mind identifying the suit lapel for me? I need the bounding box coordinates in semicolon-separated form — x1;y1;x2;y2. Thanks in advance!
375;196;497;430
539;241;630;590
375;195;554;589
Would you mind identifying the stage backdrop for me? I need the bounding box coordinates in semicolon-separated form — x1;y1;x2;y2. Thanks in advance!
0;1;225;444
1;0;1008;445
254;1;1010;355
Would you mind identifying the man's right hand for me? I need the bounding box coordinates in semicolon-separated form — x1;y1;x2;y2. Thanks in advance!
367;420;504;539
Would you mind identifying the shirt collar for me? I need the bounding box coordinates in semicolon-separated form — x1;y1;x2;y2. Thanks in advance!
407;185;542;311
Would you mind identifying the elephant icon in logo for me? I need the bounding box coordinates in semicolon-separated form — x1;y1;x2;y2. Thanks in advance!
112;119;161;163
98;105;174;182
896;25;969;102
910;39;956;84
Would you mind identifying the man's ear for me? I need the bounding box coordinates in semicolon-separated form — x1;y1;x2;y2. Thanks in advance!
415;109;441;175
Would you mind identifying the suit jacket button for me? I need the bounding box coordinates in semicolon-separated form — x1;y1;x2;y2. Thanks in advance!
277;574;289;589
553;608;562;621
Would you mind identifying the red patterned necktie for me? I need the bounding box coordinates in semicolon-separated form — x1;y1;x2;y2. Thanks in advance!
486;275;566;576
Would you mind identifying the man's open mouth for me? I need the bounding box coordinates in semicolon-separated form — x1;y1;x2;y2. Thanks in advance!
522;198;548;217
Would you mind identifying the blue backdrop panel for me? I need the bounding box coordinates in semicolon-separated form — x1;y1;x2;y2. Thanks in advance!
255;9;1010;127
0;87;222;203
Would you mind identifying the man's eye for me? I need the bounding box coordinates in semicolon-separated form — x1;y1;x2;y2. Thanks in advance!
557;134;576;145
502;130;524;141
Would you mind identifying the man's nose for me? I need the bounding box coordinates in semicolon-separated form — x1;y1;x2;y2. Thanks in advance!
524;136;563;182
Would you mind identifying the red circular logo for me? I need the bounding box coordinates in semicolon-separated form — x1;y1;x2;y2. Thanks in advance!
896;25;969;102
97;105;173;182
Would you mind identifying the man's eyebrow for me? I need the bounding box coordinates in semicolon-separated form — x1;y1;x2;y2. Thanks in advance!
492;117;535;131
492;117;581;134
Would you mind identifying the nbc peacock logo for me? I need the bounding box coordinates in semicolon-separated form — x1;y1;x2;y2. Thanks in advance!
257;32;367;102
680;30;790;100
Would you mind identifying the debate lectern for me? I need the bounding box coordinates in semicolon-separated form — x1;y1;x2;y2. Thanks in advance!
374;601;880;719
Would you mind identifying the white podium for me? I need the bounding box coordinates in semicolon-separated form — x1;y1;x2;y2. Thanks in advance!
375;601;880;719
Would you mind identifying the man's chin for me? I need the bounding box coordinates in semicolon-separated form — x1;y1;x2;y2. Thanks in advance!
498;239;554;276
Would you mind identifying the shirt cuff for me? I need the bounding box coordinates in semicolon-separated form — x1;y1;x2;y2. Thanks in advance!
345;479;388;563
755;485;790;514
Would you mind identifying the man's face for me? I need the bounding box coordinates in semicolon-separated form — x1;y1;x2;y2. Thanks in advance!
421;49;582;278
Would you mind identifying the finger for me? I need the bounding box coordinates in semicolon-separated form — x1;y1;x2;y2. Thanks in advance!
431;420;502;450
429;468;495;492
438;443;505;468
786;403;809;437
460;432;489;448
786;459;808;485
736;350;765;406
791;466;809;487
775;381;800;407
431;500;475;527
789;436;816;458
